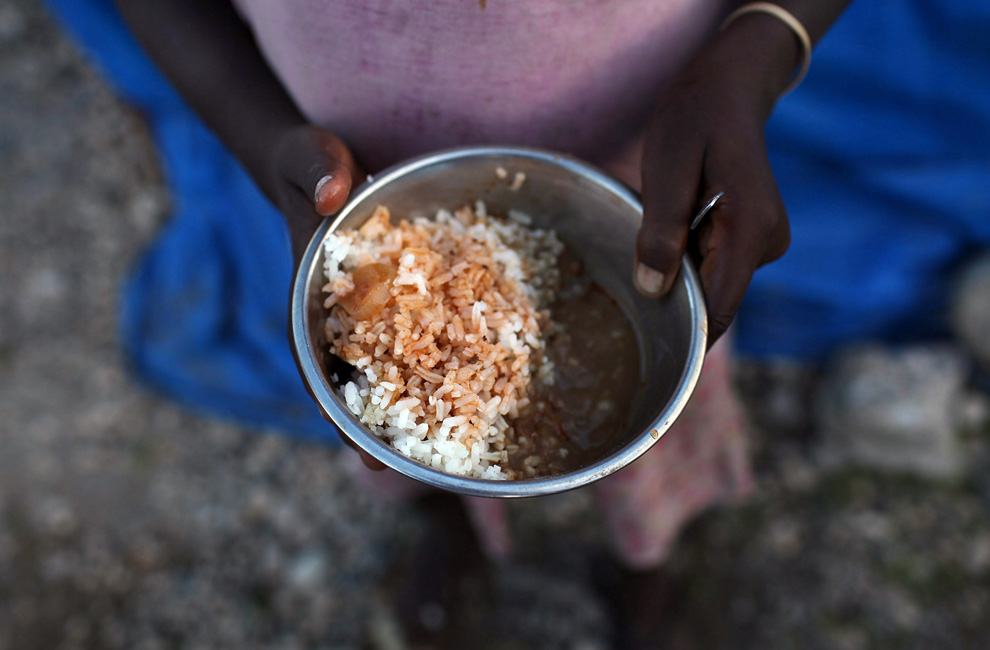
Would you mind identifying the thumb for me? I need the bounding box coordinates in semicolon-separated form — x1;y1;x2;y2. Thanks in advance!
277;126;362;217
635;117;704;299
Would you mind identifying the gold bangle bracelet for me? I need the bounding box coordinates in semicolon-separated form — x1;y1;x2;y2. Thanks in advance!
721;2;812;95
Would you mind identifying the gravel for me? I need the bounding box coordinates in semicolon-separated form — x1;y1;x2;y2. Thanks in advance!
3;1;990;649
815;345;971;478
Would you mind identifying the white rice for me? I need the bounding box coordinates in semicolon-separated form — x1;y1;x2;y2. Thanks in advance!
323;202;562;479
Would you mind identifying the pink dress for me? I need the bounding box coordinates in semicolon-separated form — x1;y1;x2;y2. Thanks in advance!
234;0;751;568
232;0;730;178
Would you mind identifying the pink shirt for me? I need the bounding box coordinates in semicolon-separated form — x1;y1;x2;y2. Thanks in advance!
233;0;726;181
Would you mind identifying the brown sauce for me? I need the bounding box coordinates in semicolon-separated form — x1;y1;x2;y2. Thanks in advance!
503;256;642;478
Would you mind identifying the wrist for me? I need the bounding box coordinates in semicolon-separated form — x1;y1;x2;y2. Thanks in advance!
712;10;806;113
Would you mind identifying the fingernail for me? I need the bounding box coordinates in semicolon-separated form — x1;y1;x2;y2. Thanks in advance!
634;263;665;298
314;174;334;204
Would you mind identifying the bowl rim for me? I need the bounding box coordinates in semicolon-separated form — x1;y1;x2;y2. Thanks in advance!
291;145;708;498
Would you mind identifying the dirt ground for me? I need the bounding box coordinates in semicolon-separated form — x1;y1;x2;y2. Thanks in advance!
2;1;990;649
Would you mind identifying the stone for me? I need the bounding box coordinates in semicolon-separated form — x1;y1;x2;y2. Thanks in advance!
0;4;27;41
36;496;78;537
288;549;328;591
965;533;990;575
763;517;805;558
952;252;990;370
815;345;969;478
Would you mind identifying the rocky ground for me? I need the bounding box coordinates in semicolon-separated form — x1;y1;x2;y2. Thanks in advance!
2;1;990;649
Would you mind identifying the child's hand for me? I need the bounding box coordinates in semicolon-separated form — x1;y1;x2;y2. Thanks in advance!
271;125;365;265
273;125;386;470
634;19;797;348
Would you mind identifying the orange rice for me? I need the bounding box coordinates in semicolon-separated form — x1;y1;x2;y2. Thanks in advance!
323;202;562;479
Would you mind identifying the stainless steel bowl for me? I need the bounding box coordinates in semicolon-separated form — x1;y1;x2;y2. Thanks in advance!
291;146;707;498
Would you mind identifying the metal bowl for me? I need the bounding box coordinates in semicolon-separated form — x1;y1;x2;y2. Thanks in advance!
291;146;707;498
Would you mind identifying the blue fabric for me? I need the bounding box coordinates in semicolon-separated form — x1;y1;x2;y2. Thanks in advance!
739;0;990;360
42;0;990;438
42;0;340;442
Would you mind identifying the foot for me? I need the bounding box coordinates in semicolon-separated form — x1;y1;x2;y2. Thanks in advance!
592;557;694;650
389;493;496;649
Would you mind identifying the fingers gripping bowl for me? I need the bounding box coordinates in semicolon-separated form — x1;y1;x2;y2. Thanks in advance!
291;147;707;498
